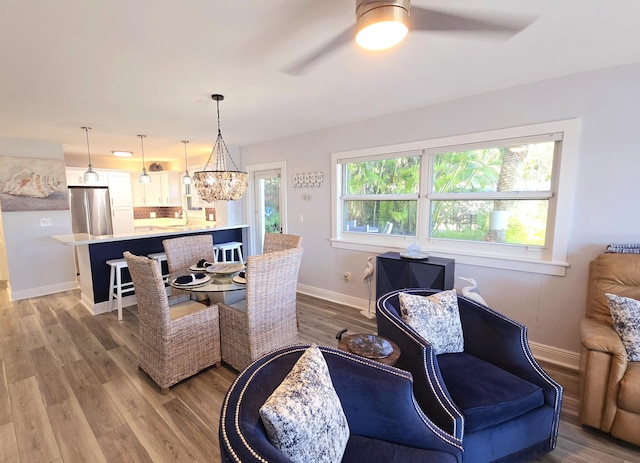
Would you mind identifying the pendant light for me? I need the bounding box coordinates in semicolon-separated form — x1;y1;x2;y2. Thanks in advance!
137;134;151;184
193;94;248;202
81;126;99;183
181;140;192;185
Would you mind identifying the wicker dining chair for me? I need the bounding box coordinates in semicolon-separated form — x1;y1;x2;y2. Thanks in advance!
263;233;302;253
123;251;221;394
219;246;304;371
163;234;216;303
163;234;216;272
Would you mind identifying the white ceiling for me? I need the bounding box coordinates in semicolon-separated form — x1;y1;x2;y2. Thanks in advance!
2;0;640;163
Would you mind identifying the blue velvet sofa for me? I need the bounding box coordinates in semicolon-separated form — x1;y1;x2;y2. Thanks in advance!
219;344;464;463
377;288;563;463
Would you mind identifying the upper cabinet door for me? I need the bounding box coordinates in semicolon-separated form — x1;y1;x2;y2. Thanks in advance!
161;171;182;206
107;172;133;208
130;174;146;207
130;171;183;207
65;167;108;186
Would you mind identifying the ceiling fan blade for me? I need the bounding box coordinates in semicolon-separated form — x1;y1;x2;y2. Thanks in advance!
281;25;354;76
410;7;535;38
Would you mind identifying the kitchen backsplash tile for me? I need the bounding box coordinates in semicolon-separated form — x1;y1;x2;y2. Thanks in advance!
133;206;182;219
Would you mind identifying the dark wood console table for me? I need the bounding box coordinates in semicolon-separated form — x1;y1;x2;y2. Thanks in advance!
375;252;455;300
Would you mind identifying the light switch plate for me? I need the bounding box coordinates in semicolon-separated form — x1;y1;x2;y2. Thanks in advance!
40;218;52;227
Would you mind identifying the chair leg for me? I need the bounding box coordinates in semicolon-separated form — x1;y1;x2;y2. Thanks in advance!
161;386;170;395
116;267;123;321
108;265;116;313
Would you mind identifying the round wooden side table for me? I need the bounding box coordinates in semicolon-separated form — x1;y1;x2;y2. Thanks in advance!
337;333;401;366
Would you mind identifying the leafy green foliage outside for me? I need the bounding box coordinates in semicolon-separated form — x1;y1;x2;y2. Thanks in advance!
263;178;281;233
342;141;554;246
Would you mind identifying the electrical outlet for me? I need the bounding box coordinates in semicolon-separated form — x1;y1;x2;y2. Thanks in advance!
40;218;51;227
343;272;352;282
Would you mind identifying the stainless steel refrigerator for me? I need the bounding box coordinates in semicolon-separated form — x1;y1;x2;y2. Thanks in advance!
69;186;113;235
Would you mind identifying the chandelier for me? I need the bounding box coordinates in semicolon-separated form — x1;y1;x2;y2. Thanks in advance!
193;94;248;202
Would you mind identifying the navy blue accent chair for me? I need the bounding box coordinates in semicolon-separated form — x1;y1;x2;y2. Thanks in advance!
219;344;464;463
377;288;563;463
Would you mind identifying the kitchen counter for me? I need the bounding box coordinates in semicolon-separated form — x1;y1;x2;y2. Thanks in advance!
52;222;244;246
52;223;248;316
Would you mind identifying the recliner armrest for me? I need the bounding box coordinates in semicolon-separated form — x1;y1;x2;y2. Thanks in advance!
580;318;627;361
579;318;629;431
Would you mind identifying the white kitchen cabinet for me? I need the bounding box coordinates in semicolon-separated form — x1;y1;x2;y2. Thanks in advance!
156;171;182;206
130;175;146;207
107;171;134;208
65;167;108;186
107;171;134;234
111;206;135;234
131;171;182;207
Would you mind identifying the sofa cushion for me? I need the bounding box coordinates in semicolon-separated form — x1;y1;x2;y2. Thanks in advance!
259;344;350;463
342;435;458;463
438;352;544;432
399;290;464;354
605;293;640;361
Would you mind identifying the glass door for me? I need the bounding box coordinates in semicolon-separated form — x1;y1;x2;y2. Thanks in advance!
254;168;282;253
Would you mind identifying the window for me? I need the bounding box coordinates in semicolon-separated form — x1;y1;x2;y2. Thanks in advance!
332;120;580;275
341;153;420;235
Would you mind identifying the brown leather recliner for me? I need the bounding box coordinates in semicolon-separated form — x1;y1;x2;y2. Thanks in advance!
579;253;640;445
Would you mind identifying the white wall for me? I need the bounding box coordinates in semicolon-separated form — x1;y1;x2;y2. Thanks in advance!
240;61;640;366
0;139;77;299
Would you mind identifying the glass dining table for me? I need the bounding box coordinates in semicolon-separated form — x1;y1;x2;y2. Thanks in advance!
168;263;246;303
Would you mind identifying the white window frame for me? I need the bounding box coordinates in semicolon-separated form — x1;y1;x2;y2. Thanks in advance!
330;119;580;276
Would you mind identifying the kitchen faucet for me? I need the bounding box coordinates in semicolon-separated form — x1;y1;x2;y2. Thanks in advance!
181;208;190;225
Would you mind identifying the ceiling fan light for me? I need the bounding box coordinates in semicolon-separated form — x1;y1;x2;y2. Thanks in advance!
112;150;132;157
356;21;408;50
356;2;409;51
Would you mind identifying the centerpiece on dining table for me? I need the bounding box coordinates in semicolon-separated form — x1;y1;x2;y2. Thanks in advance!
189;259;245;283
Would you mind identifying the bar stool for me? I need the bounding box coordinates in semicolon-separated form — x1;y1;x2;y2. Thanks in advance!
147;252;169;283
214;241;244;264
106;258;135;321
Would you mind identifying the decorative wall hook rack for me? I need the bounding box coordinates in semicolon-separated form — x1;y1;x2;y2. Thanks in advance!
293;171;324;188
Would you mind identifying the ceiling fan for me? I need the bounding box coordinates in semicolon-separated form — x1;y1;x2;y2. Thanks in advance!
283;0;534;75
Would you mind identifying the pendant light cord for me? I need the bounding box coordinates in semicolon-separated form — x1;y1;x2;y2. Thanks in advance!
202;94;241;172
82;126;93;165
138;134;147;168
182;140;189;173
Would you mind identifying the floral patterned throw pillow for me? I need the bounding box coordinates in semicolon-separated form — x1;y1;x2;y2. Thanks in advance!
605;293;640;361
399;290;464;354
259;345;350;463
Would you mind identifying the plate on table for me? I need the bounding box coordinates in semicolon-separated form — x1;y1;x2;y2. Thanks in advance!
189;265;209;272
206;263;245;275
232;275;246;285
399;251;430;260
189;264;212;271
171;274;211;287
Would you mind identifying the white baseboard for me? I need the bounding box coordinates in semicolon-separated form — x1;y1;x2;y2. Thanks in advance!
529;341;580;371
297;283;374;315
297;283;580;371
10;281;79;301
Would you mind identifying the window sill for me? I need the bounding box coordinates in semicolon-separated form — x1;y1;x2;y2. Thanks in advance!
330;238;569;276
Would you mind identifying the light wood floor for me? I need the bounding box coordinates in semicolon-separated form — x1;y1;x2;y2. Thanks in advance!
1;286;639;463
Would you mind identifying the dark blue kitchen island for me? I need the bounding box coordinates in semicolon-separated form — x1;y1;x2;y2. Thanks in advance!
53;223;248;315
